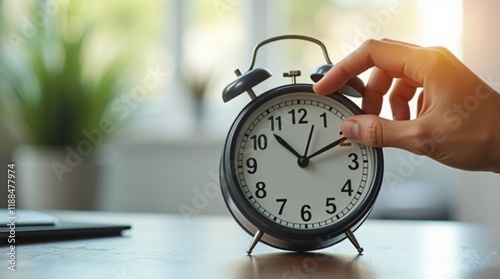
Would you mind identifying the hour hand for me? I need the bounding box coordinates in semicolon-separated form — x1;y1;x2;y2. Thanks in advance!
273;134;301;158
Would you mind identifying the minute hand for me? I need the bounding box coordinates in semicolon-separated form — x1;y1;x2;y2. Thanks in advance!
307;137;346;159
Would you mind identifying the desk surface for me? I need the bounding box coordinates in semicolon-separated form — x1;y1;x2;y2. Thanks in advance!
1;211;499;279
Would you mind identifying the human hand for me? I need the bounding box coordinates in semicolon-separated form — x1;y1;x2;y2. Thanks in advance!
313;39;500;172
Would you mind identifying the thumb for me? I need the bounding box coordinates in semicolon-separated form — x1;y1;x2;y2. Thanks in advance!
341;115;417;150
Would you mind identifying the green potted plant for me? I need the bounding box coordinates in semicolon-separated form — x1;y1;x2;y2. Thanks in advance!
0;2;136;210
182;71;212;129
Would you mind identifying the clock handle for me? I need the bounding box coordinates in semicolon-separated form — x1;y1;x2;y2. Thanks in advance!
246;230;264;255
245;35;333;72
345;229;364;254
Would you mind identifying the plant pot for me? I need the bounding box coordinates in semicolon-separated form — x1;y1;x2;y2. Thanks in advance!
13;145;102;210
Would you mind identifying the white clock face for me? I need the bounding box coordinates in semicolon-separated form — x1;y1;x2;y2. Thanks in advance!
235;92;375;230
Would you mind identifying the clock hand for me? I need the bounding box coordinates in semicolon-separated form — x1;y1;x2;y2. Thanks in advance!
303;125;315;157
307;137;346;160
273;134;301;158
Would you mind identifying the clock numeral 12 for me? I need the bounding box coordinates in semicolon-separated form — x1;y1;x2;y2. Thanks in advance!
288;108;308;124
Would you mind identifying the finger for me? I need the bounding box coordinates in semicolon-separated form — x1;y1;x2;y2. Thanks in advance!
362;67;393;115
417;90;424;116
313;39;427;95
380;38;421;47
341;114;421;151
344;76;365;95
389;78;418;120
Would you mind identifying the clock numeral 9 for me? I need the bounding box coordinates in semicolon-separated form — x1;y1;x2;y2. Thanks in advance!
288;108;308;124
348;153;359;170
301;204;312;222
246;157;257;174
251;134;267;150
255;182;267;198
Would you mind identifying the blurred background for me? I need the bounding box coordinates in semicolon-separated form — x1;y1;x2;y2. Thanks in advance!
0;0;499;228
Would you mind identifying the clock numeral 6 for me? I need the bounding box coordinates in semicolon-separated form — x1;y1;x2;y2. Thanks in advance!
348;153;359;170
301;204;312;222
246;157;257;174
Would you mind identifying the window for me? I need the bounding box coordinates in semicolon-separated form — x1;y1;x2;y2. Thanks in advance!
162;0;463;138
1;0;463;140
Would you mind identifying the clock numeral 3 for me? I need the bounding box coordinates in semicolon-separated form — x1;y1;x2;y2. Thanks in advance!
348;153;359;170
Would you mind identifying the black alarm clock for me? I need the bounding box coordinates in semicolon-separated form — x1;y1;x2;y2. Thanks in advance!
220;35;383;254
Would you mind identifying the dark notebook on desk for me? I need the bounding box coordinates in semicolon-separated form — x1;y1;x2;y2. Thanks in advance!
0;209;131;244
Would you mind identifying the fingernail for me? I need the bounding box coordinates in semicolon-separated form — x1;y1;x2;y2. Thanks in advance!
342;120;359;141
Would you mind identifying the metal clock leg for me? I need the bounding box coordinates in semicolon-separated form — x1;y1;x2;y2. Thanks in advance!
246;230;263;255
345;230;364;254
